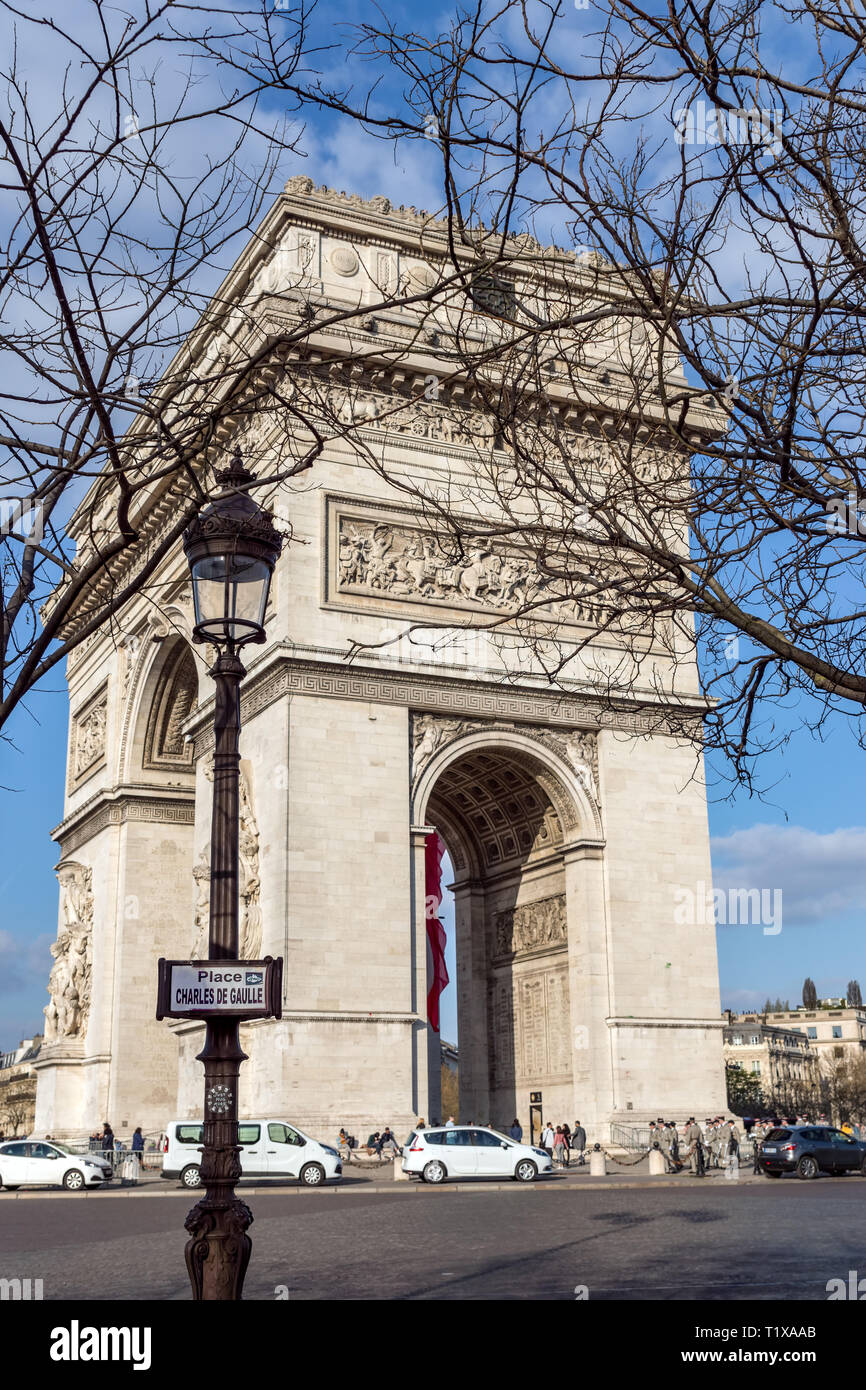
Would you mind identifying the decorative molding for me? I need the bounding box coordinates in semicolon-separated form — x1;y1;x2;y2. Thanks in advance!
493;893;567;959
279;1012;423;1024
329;244;360;277
143;641;198;771
606;1017;727;1030
410;713;599;807
192;650;703;759
54;788;195;857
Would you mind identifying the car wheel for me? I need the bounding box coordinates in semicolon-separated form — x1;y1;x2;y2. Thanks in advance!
0;1178;18;1190
300;1162;325;1187
796;1155;818;1180
63;1169;85;1191
422;1160;447;1185
515;1159;538;1183
180;1164;202;1189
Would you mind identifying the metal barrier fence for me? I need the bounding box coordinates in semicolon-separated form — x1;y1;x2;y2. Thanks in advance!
609;1123;651;1150
55;1143;164;1175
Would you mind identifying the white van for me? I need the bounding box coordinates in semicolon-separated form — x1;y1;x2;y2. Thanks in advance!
161;1119;342;1188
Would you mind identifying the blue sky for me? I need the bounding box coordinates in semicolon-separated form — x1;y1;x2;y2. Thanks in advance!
1;0;864;1049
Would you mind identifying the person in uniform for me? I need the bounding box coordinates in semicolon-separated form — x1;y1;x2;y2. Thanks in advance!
685;1117;705;1176
658;1120;674;1172
667;1122;680;1169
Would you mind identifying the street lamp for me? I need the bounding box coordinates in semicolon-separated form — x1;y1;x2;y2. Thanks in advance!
180;447;282;1300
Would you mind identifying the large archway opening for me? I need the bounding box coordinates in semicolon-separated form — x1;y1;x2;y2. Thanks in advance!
424;743;576;1135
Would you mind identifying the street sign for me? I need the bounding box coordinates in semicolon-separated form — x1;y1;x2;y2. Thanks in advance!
156;956;282;1021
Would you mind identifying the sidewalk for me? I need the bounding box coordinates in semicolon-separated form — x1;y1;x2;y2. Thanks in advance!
0;1154;770;1198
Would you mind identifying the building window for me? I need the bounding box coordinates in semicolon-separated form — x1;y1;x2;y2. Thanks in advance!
751;1061;761;1074
749;1035;760;1045
834;1046;844;1058
732;1035;743;1045
832;1026;843;1039
807;1027;817;1039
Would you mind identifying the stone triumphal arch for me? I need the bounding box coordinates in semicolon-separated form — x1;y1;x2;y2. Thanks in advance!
34;178;726;1142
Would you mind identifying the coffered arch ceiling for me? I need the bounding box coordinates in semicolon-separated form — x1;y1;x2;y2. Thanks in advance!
141;639;199;773
427;747;564;873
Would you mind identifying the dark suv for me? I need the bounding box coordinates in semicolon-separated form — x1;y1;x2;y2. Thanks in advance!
759;1125;866;1179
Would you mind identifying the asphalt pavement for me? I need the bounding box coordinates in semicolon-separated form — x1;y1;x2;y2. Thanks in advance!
2;1170;863;1300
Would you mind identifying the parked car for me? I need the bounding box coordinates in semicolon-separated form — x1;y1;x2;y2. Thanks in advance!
160;1119;342;1188
0;1139;112;1191
759;1125;866;1179
402;1125;554;1183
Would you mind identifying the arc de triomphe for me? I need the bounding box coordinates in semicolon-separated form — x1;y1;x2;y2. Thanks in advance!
34;178;726;1142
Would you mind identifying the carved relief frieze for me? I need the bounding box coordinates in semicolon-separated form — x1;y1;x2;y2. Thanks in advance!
71;686;108;786
192;760;260;957
44;862;93;1044
338;515;545;614
493;893;567;958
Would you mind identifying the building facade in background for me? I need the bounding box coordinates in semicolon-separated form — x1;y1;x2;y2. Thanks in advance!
723;1012;820;1099
766;1007;866;1070
34;180;726;1144
0;1036;42;1136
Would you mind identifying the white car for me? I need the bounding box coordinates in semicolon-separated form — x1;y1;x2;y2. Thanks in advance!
402;1125;553;1183
0;1139;112;1191
161;1118;343;1189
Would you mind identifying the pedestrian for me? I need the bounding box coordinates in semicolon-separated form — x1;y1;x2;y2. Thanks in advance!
131;1127;144;1167
101;1122;115;1169
571;1121;586;1165
379;1127;400;1157
554;1126;567;1168
338;1128;357;1163
445;1116;456;1128
509;1118;523;1142
540;1120;555;1160
562;1122;572;1162
364;1130;380;1155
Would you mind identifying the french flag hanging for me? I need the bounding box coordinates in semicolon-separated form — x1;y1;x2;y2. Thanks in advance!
424;832;450;1033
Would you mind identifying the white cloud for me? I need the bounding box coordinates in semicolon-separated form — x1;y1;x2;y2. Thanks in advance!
711;824;866;926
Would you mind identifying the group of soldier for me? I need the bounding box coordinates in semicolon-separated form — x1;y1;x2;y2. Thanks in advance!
647;1116;745;1176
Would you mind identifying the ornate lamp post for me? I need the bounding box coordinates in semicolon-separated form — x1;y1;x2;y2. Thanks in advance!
179;446;282;1300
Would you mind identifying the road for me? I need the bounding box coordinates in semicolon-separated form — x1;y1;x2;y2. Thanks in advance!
2;1175;863;1300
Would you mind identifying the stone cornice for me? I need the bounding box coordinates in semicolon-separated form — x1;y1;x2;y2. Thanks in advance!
169;1011;422;1032
53;784;195;856
189;646;708;757
607;1017;726;1031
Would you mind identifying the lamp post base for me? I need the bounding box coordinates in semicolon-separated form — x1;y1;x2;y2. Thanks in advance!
184;1018;252;1300
184;1192;254;1301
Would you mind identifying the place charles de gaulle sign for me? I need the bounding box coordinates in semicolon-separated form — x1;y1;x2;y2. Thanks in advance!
156;956;283;1021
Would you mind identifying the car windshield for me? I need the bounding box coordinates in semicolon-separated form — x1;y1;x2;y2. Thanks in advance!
765;1128;792;1141
485;1128;514;1143
50;1142;73;1154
